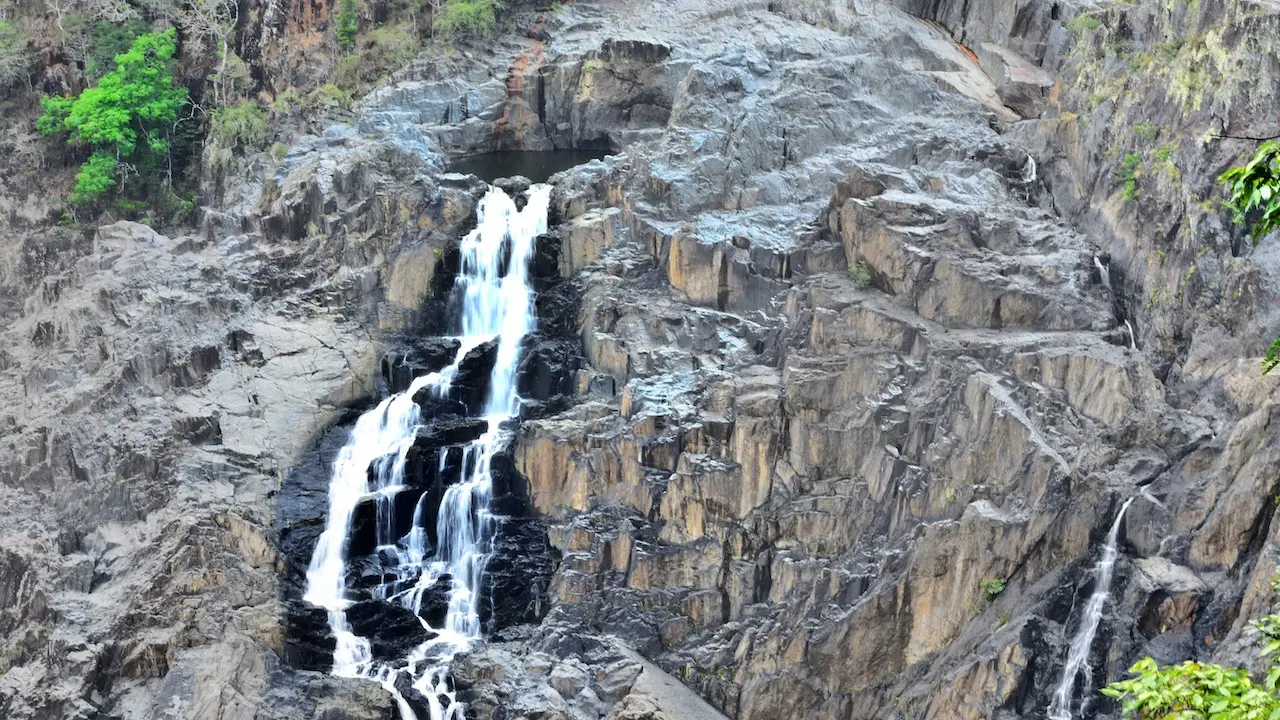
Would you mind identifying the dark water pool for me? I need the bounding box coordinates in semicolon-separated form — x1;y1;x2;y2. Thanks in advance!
447;149;611;184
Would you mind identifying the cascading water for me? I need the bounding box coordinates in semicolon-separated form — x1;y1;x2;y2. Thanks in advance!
1093;255;1111;292
305;184;552;719
1047;496;1135;720
1094;255;1138;351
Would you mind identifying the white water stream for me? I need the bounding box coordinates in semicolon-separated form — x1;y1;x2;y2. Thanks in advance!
1093;255;1111;292
1047;496;1135;720
305;184;551;719
1094;255;1138;350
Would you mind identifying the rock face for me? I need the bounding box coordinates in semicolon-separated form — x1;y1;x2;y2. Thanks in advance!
400;0;1278;718
0;111;482;716
3;0;1280;719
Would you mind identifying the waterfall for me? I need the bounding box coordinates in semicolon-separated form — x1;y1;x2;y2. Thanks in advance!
1022;155;1038;183
1093;255;1111;291
1093;255;1138;350
305;184;552;719
1047;497;1135;720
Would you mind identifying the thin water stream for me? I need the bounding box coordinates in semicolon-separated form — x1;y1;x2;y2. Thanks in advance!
1047;497;1135;720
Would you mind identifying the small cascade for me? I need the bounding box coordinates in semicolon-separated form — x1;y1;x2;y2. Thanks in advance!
1094;255;1139;351
1047;497;1135;720
1022;155;1038;183
1093;255;1111;292
305;184;552;719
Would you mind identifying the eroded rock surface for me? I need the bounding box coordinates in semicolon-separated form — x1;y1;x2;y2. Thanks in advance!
4;0;1280;718
413;0;1280;718
0;121;479;717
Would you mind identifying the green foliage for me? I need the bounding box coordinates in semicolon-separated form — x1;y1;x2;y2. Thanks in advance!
336;0;360;48
209;100;268;150
210;50;254;100
0;18;33;88
1219;143;1280;375
435;0;497;36
979;578;1006;600
848;260;872;289
1105;572;1280;716
73;18;151;79
1066;14;1102;34
1101;658;1279;719
1220;141;1280;246
1263;336;1280;377
36;95;73;135
1133;122;1160;142
206;100;268;171
73;151;118;204
336;53;361;86
1157;37;1186;58
335;24;419;90
273;90;302;111
38;28;189;205
306;83;353;111
1117;153;1143;202
1249;575;1280;654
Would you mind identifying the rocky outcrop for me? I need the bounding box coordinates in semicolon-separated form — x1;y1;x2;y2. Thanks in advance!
0;98;487;715
4;0;1280;718
454;0;1280;718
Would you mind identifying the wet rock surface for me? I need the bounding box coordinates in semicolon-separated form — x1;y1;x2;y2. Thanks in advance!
393;0;1277;718
3;0;1280;718
0;91;484;715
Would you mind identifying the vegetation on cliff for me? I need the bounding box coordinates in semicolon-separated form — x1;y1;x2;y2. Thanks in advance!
1218;141;1280;375
1103;572;1280;718
434;0;497;36
0;0;513;223
37;28;190;206
1221;142;1280;247
1102;130;1280;718
0;14;32;87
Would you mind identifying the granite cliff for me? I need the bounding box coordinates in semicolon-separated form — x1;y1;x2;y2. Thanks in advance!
1;0;1279;718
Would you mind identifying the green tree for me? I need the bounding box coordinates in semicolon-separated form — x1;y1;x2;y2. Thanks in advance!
37;28;189;205
335;0;359;48
1219;142;1280;375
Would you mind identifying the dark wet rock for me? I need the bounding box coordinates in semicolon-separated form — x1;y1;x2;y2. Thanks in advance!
346;599;438;662
5;0;1280;718
494;175;533;197
483;517;559;632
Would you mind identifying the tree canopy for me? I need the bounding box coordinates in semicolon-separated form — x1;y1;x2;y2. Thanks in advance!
37;27;188;205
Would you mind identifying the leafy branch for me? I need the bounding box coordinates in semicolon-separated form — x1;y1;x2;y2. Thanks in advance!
1218;142;1280;376
1103;572;1280;718
1220;141;1280;245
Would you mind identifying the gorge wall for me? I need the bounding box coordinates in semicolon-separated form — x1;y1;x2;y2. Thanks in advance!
1;0;1279;719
